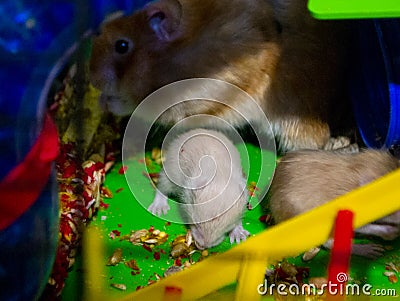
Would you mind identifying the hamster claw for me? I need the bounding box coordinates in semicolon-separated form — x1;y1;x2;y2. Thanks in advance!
229;224;250;244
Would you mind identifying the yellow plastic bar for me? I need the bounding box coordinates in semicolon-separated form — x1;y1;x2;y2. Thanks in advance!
84;167;400;301
83;226;106;301
235;253;269;301
120;251;242;300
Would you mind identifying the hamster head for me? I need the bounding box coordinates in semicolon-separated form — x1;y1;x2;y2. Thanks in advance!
89;1;182;115
188;190;247;249
89;0;280;116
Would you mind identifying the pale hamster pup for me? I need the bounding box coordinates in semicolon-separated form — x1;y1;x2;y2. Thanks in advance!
269;149;400;258
148;128;249;249
90;0;354;151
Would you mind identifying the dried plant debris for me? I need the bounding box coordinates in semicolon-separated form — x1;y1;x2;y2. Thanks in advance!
302;247;321;262
170;231;196;259
248;181;259;197
264;261;309;289
262;261;330;301
110;283;127;291
125;259;141;275
120;227;169;247
164;265;183;277
105;228;214;292
151;147;164;165
107;248;123;266
44;57;124;298
384;259;400;284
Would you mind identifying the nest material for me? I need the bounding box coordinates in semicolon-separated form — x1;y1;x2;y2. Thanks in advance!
41;61;124;299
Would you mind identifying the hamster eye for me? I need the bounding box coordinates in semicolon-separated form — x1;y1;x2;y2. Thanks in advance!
114;39;132;54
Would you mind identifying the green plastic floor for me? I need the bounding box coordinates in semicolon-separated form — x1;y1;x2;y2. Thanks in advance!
62;144;400;300
308;0;400;19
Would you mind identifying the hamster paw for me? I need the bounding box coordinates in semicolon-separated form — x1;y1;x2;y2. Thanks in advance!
323;136;351;151
352;243;386;259
229;224;250;244
148;192;170;216
336;143;359;154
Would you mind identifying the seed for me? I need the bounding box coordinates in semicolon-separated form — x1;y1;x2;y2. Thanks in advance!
164;265;182;277
151;148;161;160
125;259;140;271
185;230;193;246
388;274;398;283
384;271;395;277
201;250;209;257
281;261;298;277
158;231;167;238
144;239;158;244
302;247;321;262
107;248;123;266
172;235;187;246
130;229;149;243
111;283;126;291
170;242;189;258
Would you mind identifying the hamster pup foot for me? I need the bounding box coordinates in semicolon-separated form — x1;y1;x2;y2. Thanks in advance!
324;136;358;153
148;190;170;216
229;223;250;244
323;238;386;259
351;243;386;259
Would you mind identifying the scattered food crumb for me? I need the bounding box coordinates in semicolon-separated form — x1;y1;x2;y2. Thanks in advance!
111;283;126;291
174;258;182;266
118;165;128;175
153;251;161;260
258;214;271;225
142;244;152;253
101;187;113;198
106;248;123;266
201;250;209;257
302;247;321;262
99;200;109;209
164;265;183;277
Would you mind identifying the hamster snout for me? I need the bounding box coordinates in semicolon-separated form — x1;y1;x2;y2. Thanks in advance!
190;225;225;250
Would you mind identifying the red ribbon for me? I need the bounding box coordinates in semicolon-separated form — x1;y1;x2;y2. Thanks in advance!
0;113;59;230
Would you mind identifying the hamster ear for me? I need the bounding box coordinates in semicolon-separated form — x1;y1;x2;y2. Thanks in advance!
145;0;182;42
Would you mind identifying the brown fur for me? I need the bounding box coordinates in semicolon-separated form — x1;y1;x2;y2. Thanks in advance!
90;0;353;151
269;149;400;223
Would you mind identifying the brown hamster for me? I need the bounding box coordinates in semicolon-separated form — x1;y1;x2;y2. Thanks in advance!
148;128;249;249
90;0;354;151
269;149;400;258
